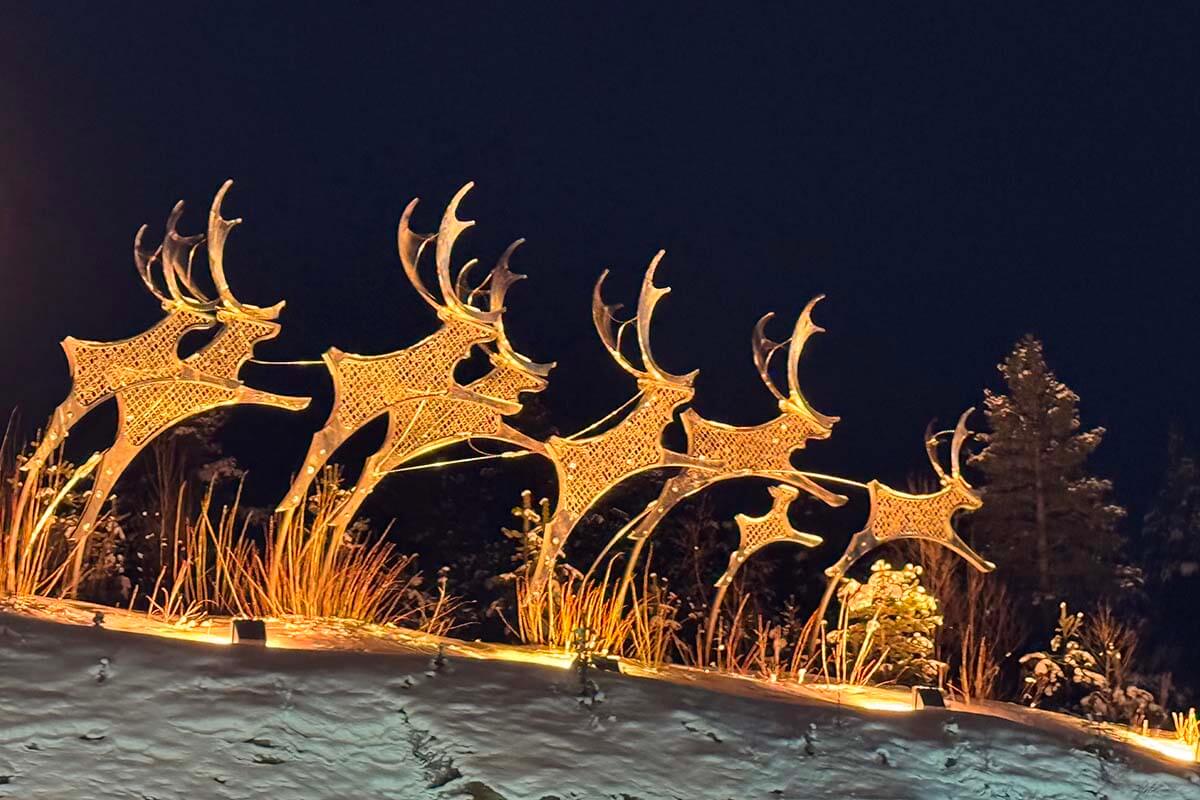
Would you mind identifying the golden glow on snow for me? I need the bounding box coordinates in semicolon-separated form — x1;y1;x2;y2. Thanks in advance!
4;596;1195;765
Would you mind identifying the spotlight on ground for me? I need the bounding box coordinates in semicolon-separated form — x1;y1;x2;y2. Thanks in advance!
231;618;267;646
911;686;947;710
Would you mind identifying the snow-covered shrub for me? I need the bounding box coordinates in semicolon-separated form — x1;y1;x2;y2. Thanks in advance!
825;560;945;685
1020;602;1165;728
1020;602;1105;707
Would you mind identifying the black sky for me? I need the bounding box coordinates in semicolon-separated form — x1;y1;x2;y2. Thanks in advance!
1;5;1197;526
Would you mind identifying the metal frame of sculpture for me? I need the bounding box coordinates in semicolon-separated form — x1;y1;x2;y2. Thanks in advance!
25;181;310;593
277;184;551;533
28;179;994;638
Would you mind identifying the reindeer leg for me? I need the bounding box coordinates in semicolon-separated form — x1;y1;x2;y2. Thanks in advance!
329;448;392;532
12;396;94;549
277;421;356;514
328;405;424;532
67;440;140;597
25;395;91;470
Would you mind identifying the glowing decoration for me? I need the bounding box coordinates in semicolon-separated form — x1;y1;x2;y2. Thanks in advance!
622;297;847;547
327;241;553;531
802;410;992;655
824;409;993;581
278;184;552;521
529;254;713;593
26;181;309;592
719;485;823;588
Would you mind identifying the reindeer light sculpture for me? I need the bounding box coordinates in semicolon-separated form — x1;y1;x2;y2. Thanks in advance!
277;184;553;529
528;254;714;593
32;181;310;593
802;408;993;654
326;241;554;531
618;298;848;542
699;483;825;658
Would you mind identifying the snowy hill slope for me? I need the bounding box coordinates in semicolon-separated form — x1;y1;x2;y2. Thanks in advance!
0;606;1197;800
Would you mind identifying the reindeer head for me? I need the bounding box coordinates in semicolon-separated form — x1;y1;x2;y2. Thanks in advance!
471;239;554;407
137;180;288;346
591;252;697;405
397;183;507;351
925;407;983;512
751;295;839;441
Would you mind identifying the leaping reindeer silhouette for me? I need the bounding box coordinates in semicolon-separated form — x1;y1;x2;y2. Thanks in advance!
326;240;554;532
25;181;310;593
278;184;553;532
528;255;716;594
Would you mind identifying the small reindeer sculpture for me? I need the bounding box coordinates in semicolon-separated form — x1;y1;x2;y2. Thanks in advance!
32;181;310;592
278;184;552;525
803;408;993;653
619;297;848;547
528;254;714;593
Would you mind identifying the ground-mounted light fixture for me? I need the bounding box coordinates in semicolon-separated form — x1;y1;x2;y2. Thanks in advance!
231;618;267;646
911;686;947;710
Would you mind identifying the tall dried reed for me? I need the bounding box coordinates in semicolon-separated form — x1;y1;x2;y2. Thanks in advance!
1;425;100;598
140;468;461;632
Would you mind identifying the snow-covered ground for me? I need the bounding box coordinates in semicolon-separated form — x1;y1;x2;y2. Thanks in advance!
1;600;1197;799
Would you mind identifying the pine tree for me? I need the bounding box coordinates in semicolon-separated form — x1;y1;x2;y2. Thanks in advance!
970;335;1125;608
1141;425;1200;587
1138;425;1200;688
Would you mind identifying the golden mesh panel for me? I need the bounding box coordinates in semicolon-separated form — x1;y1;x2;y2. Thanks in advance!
545;390;683;524
187;319;276;379
118;381;238;446
333;323;487;430
467;367;541;405
717;485;822;587
67;312;204;405
867;482;960;543
377;396;501;467
682;410;825;472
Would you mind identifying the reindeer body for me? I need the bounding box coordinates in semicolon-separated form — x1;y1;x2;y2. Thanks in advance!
327;361;548;530
544;382;695;533
280;185;554;521
824;478;990;579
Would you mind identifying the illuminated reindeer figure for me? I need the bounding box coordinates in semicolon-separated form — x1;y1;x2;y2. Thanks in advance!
529;254;713;593
606;297;849;620
803;408;994;653
277;184;541;520
326;242;554;531
619;297;848;547
40;181;310;591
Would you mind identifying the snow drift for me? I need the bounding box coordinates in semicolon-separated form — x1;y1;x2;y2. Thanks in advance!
0;605;1196;799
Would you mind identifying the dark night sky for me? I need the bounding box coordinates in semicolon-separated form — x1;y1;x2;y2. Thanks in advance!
1;5;1197;530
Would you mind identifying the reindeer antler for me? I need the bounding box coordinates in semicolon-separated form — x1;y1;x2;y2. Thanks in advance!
134;201;218;313
592;252;696;385
433;184;501;325
752;296;837;427
161;202;220;313
206;180;284;320
950;407;975;478
925;407;975;483
398;196;441;310
133;225;169;306
485;239;554;377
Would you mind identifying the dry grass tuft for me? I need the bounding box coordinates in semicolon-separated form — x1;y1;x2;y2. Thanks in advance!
140;467;462;633
1172;708;1199;760
1;426;99;599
